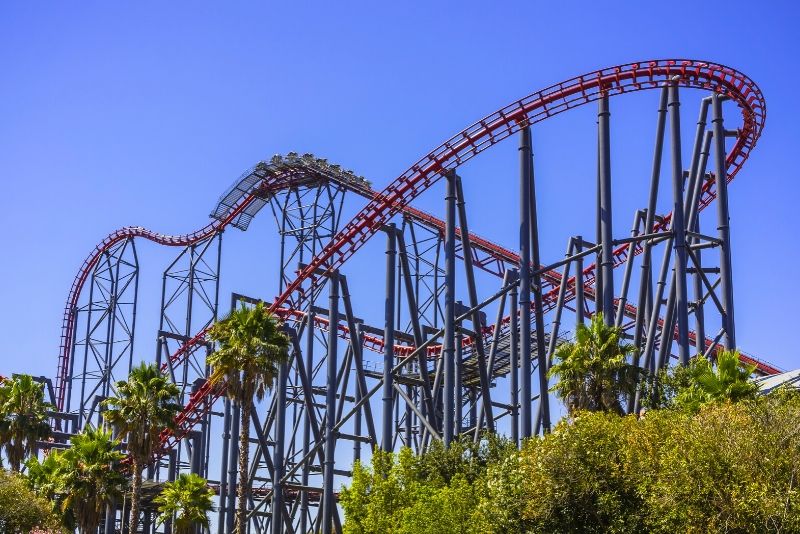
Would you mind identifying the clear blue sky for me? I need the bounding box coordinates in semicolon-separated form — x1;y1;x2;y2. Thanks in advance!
1;0;799;383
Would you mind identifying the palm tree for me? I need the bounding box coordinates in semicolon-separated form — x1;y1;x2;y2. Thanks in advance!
102;362;181;534
548;313;639;416
0;374;52;471
675;350;758;411
60;427;126;534
207;300;290;534
154;473;214;534
26;450;75;531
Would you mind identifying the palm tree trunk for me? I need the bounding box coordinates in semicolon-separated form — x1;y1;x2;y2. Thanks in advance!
236;397;252;534
9;440;22;472
129;457;141;534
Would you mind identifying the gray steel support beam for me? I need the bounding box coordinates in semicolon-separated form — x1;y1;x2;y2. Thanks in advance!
454;176;495;434
271;357;288;534
339;281;377;446
535;237;572;435
712;94;736;350
299;307;314;534
519;126;534;439
615;212;644;328
631;87;667;414
383;227;397;451
354;338;363;461
283;327;339;532
655;273;678;371
165;450;176;534
395;230;435;425
595;143;603;314
226;402;240;534
546;240;573;364
598;94;615;323
321;273;339;534
689;132;714;356
104;502;116;534
641;237;674;374
455;329;463;435
485;272;511;376
218;397;231;534
468;388;477;431
575;237;584;326
190;430;202;475
668;82;691;364
509;274;519;446
527;132;551;434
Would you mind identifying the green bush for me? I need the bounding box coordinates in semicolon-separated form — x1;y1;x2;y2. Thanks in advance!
0;469;63;533
519;394;800;533
343;392;800;533
340;436;518;534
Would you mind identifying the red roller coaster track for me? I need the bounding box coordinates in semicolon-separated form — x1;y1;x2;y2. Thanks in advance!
57;59;770;455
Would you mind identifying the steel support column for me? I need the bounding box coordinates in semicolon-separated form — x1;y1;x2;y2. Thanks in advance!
443;171;457;446
225;402;239;534
383;227;397;451
299;307;314;534
217;398;231;534
518;126;533;439
575;237;584;326
598;94;615;323
528;139;551;434
668;82;691;364
712;94;736;350
454;175;494;434
632;86;668;375
270;353;288;534
509;274;519;446
321;272;339;534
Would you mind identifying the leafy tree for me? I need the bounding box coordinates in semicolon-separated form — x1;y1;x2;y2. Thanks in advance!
674;350;758;411
154;473;214;534
645;395;800;532
548;313;639;415
26;451;75;531
642;350;759;412
342;394;800;532
206;301;290;534
341;449;412;533
59;427;127;534
411;435;511;486
340;436;517;534
0;468;63;533
520;412;649;533
472;448;530;533
517;394;800;533
398;473;478;534
0;375;52;471
26;450;64;502
102;362;181;534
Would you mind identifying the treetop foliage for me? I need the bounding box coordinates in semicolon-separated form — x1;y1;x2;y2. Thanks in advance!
548;313;640;415
0;468;63;533
342;344;797;533
343;392;800;533
207;300;291;403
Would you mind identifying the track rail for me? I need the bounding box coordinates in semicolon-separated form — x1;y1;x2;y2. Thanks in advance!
58;60;769;455
277;59;763;308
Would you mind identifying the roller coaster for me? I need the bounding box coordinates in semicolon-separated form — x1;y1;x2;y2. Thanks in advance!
44;59;782;533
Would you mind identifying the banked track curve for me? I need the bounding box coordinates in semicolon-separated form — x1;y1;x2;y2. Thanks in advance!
57;59;767;453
